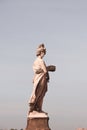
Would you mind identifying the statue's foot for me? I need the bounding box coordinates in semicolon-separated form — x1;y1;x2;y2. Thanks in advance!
29;103;36;113
29;109;33;113
39;110;48;115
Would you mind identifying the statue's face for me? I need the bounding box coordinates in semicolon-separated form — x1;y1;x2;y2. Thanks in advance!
40;51;45;58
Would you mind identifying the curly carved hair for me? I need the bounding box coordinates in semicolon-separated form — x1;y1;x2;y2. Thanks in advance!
36;43;46;56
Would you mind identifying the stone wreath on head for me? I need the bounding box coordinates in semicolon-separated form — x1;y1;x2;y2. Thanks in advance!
36;43;46;56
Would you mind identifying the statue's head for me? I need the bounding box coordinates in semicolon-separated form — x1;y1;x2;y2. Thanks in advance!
36;43;46;56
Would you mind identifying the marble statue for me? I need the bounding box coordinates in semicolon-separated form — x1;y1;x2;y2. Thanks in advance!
28;44;56;114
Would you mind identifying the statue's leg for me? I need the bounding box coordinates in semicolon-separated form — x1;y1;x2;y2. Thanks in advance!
29;103;35;112
29;75;47;113
36;97;43;112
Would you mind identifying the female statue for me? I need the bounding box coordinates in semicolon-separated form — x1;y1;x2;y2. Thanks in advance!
29;44;56;113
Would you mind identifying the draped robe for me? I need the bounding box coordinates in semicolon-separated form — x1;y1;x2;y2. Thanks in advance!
29;56;48;111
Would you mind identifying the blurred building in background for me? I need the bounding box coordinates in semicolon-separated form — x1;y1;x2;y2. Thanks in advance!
76;128;87;130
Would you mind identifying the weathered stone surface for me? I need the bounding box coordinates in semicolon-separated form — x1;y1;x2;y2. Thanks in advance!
25;117;51;130
28;111;48;118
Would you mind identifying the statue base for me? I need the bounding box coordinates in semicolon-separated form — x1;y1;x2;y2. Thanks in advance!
25;111;51;130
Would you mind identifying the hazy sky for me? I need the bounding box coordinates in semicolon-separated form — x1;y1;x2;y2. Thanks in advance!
0;0;87;130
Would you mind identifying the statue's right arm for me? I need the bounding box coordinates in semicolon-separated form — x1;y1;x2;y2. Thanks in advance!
40;60;47;74
35;68;44;74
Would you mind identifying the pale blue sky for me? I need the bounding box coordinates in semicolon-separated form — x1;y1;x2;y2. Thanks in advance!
0;0;87;130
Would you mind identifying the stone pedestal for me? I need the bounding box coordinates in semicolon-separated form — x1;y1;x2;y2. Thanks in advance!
25;111;51;130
